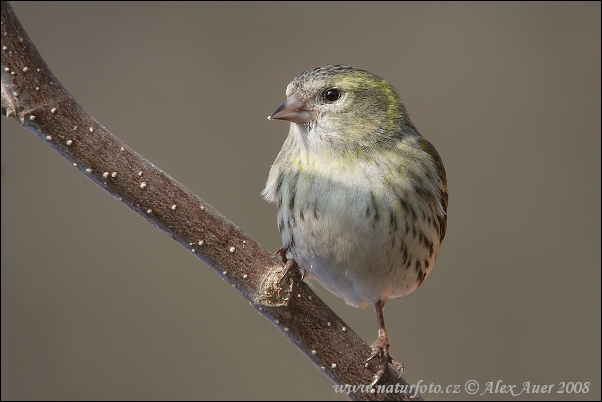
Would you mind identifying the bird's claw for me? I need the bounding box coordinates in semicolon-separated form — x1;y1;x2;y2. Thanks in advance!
367;338;404;388
274;248;306;285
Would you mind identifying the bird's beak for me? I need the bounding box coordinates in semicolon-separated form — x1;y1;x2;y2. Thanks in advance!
268;94;313;123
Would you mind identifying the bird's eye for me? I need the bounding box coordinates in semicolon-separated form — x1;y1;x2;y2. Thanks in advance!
323;88;341;102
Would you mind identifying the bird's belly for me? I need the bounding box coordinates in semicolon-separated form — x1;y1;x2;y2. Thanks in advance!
279;174;440;308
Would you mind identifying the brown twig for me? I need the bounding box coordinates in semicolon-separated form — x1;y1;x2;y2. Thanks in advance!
0;2;421;400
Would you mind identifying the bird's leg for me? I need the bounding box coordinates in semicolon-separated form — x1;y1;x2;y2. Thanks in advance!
274;247;306;284
367;299;404;388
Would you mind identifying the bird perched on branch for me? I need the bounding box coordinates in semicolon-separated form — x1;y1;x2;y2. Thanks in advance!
263;65;447;386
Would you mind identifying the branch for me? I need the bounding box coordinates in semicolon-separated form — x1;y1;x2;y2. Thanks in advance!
1;2;421;400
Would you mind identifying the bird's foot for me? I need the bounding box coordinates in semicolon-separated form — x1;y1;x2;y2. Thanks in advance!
274;248;306;284
274;247;289;264
366;337;404;388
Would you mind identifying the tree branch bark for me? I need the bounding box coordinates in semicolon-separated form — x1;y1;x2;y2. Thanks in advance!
1;2;421;400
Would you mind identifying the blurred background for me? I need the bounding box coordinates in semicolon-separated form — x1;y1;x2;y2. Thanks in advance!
1;2;600;400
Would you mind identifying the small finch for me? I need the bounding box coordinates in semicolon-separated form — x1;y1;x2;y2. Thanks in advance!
262;65;448;386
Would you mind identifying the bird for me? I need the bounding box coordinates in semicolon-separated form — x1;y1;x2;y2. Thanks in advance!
262;65;447;386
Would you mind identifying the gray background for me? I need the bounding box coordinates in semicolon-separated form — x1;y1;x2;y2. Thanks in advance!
1;2;600;400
